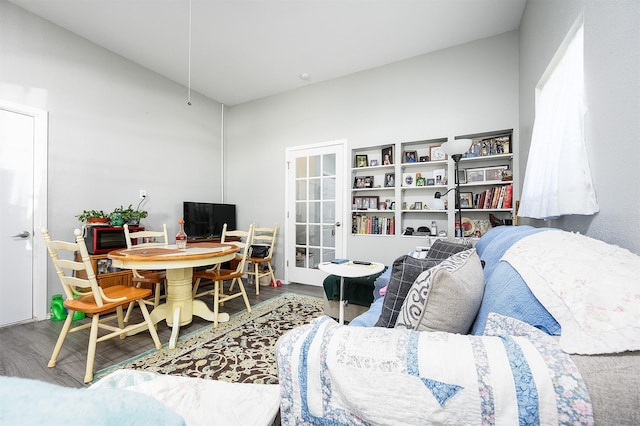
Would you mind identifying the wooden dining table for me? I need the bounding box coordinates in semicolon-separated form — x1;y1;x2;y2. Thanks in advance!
108;242;238;348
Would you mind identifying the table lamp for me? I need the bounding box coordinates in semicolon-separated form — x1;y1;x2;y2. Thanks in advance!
441;138;473;238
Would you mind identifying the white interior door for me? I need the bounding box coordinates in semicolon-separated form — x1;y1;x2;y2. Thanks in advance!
285;141;345;286
0;102;48;327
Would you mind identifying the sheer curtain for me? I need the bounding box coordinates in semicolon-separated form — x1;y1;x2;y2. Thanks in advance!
519;23;599;219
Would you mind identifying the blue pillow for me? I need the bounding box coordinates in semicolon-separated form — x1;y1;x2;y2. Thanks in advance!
0;376;186;425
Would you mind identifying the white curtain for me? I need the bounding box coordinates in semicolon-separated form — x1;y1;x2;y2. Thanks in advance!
519;24;599;219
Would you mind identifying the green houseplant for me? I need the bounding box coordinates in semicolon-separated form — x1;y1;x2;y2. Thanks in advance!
110;204;148;226
77;209;110;224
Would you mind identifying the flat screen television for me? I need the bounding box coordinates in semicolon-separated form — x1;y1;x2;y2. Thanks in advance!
183;202;237;239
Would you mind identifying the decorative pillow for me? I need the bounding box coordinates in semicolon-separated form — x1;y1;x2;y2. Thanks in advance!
395;249;485;334
426;239;472;260
374;255;441;328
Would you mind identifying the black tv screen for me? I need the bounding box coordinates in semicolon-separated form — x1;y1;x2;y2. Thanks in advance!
183;202;236;239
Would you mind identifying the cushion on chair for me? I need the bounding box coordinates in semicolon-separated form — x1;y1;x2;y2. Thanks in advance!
394;249;485;333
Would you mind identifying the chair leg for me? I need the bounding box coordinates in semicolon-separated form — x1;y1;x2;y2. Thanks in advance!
236;277;252;314
138;300;162;349
267;262;276;287
84;313;101;383
48;312;74;368
213;280;220;328
123;301;135;323
154;281;162;307
255;262;260;295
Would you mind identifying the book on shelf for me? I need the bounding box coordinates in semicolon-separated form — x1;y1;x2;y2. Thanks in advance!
471;184;513;210
351;213;395;235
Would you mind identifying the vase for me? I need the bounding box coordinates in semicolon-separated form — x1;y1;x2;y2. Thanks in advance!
110;213;125;227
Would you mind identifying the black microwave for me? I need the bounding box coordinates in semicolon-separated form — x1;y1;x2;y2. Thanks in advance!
84;226;144;254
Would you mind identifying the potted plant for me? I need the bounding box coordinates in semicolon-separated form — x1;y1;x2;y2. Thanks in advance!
77;209;110;224
110;204;148;226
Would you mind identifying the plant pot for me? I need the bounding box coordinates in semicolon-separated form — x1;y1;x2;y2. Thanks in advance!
87;217;109;225
110;213;125;227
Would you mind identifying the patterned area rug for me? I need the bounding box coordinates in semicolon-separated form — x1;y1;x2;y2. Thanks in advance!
93;293;324;384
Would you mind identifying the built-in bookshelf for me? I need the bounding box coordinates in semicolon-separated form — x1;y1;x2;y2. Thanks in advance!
350;129;516;240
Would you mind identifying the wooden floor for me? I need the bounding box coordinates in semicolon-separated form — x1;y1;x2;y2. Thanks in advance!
0;282;324;388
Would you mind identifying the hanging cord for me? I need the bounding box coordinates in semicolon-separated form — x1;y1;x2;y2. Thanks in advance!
187;0;192;105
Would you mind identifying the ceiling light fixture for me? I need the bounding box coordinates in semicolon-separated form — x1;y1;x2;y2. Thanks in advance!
187;0;192;106
299;73;310;81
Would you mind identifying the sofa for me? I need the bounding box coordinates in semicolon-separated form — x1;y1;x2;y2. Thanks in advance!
276;226;640;425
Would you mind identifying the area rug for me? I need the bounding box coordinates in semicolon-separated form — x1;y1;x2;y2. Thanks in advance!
93;292;324;384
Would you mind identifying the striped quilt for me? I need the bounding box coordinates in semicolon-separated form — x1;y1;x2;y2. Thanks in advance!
276;314;592;425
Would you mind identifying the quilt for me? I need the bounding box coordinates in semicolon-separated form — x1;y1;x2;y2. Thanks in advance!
502;230;640;354
276;314;592;425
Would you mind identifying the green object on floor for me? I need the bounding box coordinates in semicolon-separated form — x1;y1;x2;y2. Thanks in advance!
50;294;66;321
72;293;85;320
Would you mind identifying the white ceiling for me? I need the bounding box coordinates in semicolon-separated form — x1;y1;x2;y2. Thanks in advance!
8;0;526;106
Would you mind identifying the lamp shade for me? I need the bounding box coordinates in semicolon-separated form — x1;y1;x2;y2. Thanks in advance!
441;138;472;156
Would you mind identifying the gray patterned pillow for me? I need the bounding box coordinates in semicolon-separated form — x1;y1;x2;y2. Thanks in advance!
374;255;441;328
395;249;485;334
426;239;473;260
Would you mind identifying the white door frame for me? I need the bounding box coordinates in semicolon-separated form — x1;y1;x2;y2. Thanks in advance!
0;101;48;323
284;139;347;285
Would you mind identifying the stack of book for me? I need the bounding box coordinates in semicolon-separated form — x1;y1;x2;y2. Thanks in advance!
352;214;395;235
473;183;512;209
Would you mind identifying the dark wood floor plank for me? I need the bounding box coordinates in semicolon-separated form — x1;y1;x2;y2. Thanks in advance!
0;283;324;388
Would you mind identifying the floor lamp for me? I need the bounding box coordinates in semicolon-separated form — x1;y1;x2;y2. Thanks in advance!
441;139;472;238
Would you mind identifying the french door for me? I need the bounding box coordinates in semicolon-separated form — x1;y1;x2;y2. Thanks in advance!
285;140;346;286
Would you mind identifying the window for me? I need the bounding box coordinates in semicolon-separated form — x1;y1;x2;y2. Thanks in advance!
519;19;599;219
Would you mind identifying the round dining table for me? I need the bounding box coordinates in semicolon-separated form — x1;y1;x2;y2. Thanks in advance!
108;242;238;348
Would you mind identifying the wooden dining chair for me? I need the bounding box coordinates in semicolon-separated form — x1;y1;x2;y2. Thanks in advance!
123;224;168;322
192;223;254;327
243;223;278;295
42;228;161;383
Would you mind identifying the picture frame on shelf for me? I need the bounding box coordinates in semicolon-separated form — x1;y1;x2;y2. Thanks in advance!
426;178;435;186
381;146;394;165
402;172;416;187
403;150;418;163
384;173;395;187
369;159;379;167
353;195;379;210
485;165;510;182
414;202;423;210
456;169;467;184
465;168;485;182
459;192;473;209
355;155;368;168
363;176;374;188
419;155;429;162
416;177;426;187
429;145;447;161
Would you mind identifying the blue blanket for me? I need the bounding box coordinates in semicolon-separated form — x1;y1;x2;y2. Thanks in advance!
471;225;561;335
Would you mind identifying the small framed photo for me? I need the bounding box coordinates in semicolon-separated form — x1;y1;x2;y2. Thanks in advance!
369;159;379;167
353;196;377;210
426;178;435;186
402;173;416;187
353;176;374;188
415;177;426;187
369;196;380;210
465;168;485;182
97;258;111;274
419;156;429;162
457;169;467;184
381;146;394;165
403;150;418;163
384;173;395;187
459;192;474;209
429;145;447;161
485;165;510;182
414;201;423;210
355;155;368;168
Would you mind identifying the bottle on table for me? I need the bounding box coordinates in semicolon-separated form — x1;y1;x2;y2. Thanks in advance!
176;219;187;249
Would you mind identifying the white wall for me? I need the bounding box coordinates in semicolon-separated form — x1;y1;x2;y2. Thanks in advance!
226;31;520;275
519;0;640;253
1;0;223;299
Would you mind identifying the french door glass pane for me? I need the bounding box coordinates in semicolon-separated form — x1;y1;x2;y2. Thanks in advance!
294;153;337;270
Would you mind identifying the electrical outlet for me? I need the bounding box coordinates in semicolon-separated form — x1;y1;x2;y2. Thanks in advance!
139;189;147;199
